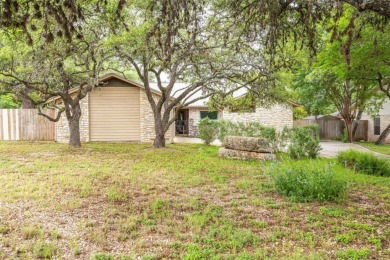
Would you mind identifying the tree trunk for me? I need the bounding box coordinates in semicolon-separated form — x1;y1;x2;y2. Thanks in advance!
69;117;81;147
352;109;363;140
67;104;82;147
21;89;36;108
21;97;36;108
153;115;167;148
345;120;353;143
153;133;166;148
375;123;390;145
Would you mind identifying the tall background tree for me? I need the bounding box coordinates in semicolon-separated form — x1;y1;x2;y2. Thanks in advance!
229;0;389;143
0;1;118;147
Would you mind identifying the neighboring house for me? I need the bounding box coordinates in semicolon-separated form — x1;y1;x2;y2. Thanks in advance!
361;98;390;143
51;74;296;143
301;98;390;143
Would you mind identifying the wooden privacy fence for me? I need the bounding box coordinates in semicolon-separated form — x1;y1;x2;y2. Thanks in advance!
293;118;368;141
0;109;55;141
293;119;316;128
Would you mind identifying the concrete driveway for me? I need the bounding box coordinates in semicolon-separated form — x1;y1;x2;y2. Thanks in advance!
319;141;383;158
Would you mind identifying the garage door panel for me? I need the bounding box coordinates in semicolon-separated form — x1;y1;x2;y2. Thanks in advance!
90;87;140;141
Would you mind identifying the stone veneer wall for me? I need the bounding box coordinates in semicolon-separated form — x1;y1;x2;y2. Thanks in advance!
187;107;222;137
55;95;90;143
139;90;174;143
362;114;390;143
223;103;294;131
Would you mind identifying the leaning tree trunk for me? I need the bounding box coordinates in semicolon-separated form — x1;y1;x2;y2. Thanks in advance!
352;110;363;140
375;123;390;145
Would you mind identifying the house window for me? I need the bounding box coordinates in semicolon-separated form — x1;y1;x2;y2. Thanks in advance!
200;111;218;120
374;117;380;135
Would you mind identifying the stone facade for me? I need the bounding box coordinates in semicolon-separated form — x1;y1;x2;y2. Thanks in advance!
187;107;222;137
185;103;293;138
139;91;174;143
55;95;89;143
223;103;294;131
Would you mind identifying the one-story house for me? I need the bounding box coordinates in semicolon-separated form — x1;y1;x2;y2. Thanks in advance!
52;74;297;143
176;101;298;138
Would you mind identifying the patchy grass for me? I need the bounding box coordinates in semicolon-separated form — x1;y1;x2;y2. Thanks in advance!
358;142;390;156
0;141;389;259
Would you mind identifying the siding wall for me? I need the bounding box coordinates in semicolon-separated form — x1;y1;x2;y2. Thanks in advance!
362;114;390;143
89;86;141;141
361;99;390;144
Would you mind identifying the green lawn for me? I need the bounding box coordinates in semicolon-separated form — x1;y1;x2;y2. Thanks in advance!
358;142;390;156
0;142;389;259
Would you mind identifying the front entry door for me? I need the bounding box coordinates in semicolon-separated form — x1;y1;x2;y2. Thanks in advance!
175;109;189;135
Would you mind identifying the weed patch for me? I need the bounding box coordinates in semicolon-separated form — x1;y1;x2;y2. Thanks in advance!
33;242;58;259
337;149;390;177
269;160;347;202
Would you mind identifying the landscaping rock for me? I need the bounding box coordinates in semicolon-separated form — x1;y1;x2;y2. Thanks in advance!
219;148;276;161
223;136;272;153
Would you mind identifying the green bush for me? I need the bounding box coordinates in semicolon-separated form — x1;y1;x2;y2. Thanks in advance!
337;149;390;177
288;125;321;159
269;160;347;202
198;118;219;145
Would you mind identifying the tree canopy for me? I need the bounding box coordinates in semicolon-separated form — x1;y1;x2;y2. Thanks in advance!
0;0;389;146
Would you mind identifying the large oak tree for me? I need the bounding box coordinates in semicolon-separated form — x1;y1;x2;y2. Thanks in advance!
111;0;275;148
0;1;116;147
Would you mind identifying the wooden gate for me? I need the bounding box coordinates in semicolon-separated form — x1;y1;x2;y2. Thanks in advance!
0;109;56;141
318;119;344;140
352;120;368;141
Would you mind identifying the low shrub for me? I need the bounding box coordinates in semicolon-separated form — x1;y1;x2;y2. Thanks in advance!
288;125;321;159
198;118;219;145
269;160;347;202
337;149;390;177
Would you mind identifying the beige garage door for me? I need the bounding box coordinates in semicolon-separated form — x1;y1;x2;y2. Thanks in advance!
89;86;140;141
